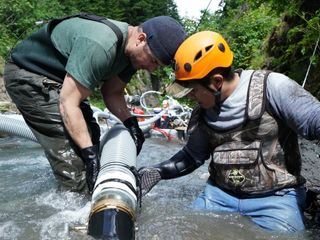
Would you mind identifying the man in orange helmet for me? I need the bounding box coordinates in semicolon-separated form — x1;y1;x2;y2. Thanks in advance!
139;31;320;232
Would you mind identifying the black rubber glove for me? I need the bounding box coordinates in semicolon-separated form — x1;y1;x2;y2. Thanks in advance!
80;145;100;193
123;116;145;155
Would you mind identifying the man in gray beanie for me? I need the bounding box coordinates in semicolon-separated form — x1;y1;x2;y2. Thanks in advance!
141;16;186;65
4;13;186;193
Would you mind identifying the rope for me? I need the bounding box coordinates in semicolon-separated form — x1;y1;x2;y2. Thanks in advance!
302;35;320;88
152;126;174;141
194;0;213;33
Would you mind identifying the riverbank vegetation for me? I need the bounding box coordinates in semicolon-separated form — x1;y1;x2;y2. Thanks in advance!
0;0;319;101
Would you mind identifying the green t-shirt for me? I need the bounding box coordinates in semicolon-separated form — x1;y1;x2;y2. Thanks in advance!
51;17;131;91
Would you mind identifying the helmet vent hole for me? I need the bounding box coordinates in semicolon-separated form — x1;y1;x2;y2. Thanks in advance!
218;43;225;52
172;60;177;70
184;63;192;72
205;45;213;52
194;50;202;62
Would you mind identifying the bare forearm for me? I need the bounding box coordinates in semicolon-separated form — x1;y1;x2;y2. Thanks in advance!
101;77;132;122
59;99;92;149
104;93;131;122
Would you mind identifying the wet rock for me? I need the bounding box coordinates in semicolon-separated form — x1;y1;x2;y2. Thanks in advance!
300;138;320;184
0;76;18;113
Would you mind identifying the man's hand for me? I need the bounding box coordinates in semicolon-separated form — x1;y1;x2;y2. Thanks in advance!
80;145;100;193
59;74;94;149
123;116;145;155
138;167;162;196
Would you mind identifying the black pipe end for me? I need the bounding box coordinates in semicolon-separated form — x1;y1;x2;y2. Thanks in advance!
88;208;134;240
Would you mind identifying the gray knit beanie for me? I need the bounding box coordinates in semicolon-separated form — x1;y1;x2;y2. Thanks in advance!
141;16;186;66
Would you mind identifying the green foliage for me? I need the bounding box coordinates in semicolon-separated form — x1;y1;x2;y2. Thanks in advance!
181;18;199;36
1;0;319;102
265;3;320;94
0;0;65;59
226;4;278;69
182;0;319;99
0;57;4;76
195;2;279;69
88;93;105;110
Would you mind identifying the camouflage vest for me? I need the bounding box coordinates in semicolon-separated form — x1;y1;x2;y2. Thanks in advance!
188;70;305;196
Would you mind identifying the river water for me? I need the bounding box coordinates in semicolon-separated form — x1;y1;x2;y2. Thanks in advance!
0;135;319;240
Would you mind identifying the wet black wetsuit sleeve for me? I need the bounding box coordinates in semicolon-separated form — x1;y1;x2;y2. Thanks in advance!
153;148;203;179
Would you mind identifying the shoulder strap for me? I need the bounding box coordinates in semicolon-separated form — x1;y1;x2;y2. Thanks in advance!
76;13;123;52
245;70;272;120
44;12;124;52
47;12;124;52
75;13;123;50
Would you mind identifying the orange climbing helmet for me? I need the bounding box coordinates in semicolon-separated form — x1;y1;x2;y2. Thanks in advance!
174;31;234;81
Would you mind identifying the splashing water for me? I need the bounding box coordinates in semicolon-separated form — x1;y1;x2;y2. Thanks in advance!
0;136;318;240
